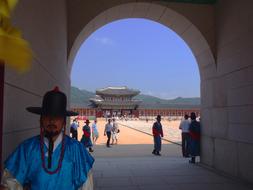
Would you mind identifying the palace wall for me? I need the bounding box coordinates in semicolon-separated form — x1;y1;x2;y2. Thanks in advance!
2;0;69;163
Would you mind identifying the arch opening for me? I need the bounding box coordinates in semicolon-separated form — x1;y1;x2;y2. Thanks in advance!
68;2;216;81
69;5;210;159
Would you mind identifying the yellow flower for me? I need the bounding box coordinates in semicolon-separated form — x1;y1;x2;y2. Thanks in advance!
0;0;32;73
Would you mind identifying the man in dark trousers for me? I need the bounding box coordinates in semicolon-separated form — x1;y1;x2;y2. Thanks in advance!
70;118;78;140
104;119;113;147
152;115;164;156
179;114;190;157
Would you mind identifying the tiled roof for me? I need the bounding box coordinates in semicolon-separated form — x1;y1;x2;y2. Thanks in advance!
96;86;140;96
89;99;142;106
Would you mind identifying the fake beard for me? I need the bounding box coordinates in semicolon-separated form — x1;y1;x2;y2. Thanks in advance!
44;127;61;139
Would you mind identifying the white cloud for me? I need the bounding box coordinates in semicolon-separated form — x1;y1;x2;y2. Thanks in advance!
93;37;115;45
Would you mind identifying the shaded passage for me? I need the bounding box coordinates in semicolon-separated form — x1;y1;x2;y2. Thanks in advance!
82;119;253;190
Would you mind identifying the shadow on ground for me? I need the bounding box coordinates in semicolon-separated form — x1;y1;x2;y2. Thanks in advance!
91;142;252;190
92;143;181;158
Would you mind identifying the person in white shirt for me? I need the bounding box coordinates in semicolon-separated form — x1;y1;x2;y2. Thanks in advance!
70;118;79;140
104;119;113;147
92;120;99;144
179;114;191;157
111;118;119;145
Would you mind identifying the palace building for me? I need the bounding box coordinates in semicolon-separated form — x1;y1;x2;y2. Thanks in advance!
89;87;142;117
71;86;200;119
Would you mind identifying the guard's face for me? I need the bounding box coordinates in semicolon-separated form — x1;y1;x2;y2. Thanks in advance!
40;115;65;138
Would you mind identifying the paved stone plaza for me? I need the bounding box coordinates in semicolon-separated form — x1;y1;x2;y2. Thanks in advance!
118;120;182;144
93;156;252;190
90;120;253;190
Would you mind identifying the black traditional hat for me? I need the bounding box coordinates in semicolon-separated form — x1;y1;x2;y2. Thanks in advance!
26;86;78;116
156;115;161;119
190;112;196;120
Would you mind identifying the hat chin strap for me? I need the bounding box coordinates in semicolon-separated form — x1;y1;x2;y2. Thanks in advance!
47;136;54;168
43;128;63;169
40;126;66;174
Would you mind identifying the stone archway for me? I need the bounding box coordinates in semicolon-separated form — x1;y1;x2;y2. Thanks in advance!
67;2;216;167
68;2;216;80
1;0;252;184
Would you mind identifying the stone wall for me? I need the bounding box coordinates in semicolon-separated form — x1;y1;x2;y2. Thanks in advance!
201;0;253;183
2;0;69;162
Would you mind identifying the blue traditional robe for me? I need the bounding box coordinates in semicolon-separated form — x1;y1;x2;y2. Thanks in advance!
189;120;201;156
4;135;94;190
152;122;163;152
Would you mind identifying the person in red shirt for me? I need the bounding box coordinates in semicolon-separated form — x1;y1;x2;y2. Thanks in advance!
152;115;164;156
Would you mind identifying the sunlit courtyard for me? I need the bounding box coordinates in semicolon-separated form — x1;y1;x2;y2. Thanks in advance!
72;118;252;190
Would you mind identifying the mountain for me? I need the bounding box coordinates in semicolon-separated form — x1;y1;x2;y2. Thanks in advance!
70;86;200;108
70;86;95;107
135;94;168;104
167;97;200;105
135;94;200;109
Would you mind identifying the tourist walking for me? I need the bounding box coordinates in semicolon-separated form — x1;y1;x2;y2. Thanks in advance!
70;118;79;140
152;115;164;156
189;112;201;163
111;118;120;145
104;119;113;147
92;119;99;144
81;119;94;152
179;114;190;157
0;87;94;190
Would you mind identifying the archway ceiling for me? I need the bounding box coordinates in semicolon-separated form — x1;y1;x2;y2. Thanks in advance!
164;0;216;4
67;1;216;79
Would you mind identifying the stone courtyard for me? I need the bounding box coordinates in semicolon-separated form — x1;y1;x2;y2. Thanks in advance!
76;119;253;189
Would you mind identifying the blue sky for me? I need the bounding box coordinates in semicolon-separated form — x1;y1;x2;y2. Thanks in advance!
71;18;200;99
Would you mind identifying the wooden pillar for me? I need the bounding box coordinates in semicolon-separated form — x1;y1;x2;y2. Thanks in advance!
0;63;4;172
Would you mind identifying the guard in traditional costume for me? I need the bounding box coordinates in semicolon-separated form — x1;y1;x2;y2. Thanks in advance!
0;87;94;190
81;120;94;152
152;115;164;156
189;112;200;164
